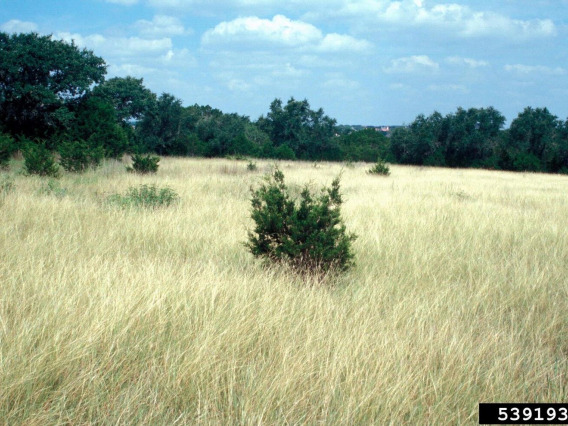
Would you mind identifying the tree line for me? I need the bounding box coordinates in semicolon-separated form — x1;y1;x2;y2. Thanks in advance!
1;32;567;174
390;107;568;173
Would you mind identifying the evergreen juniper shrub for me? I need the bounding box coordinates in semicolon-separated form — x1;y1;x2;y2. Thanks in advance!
58;139;104;173
38;179;67;198
0;174;15;196
23;141;61;177
0;133;16;170
246;167;357;277
107;184;179;209
127;153;160;174
368;158;391;176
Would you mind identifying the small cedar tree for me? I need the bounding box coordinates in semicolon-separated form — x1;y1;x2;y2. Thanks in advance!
246;167;356;275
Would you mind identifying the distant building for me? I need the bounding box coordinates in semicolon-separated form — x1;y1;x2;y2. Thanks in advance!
336;124;404;137
369;125;393;136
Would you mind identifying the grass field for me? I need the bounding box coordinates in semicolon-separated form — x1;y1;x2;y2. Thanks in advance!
1;157;567;424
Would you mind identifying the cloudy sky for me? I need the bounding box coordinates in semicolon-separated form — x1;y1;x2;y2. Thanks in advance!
2;0;567;126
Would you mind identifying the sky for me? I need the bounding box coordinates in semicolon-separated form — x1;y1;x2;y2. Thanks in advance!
1;0;567;126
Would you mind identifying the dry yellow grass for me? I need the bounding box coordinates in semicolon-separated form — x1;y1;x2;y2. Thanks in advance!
1;158;567;424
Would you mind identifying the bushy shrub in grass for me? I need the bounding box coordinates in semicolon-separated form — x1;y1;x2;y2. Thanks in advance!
273;144;296;160
126;153;160;174
246;167;357;275
227;154;247;161
38;179;67;198
23;141;61;177
107;184;179;209
0;133;16;169
512;152;541;172
58;139;104;173
0;174;14;206
0;175;15;195
247;161;258;171
368;158;390;176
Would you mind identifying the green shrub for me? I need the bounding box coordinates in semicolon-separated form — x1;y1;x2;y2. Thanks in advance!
58;139;104;173
38;179;67;198
23;141;61;177
247;161;258;171
0;174;14;206
368;158;390;176
273;144;296;160
127;153;160;174
107;184;179;209
0;175;15;195
0;133;16;169
246;167;357;275
227;154;247;161
512;152;541;172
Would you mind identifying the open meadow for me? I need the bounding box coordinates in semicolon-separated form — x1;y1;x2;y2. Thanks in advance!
1;157;567;424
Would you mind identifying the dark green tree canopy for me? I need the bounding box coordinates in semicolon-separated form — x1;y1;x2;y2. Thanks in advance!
136;92;185;155
509;107;559;158
70;95;129;158
503;107;564;172
391;107;505;168
0;32;106;139
92;76;156;125
338;128;391;162
257;97;338;160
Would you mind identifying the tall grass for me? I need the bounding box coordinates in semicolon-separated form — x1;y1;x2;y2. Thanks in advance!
0;158;567;424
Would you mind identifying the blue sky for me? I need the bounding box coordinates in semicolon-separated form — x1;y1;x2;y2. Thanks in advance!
1;0;567;126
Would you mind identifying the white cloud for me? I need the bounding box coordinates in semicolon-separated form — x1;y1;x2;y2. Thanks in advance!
56;32;172;57
160;48;197;67
202;15;371;53
55;32;107;49
203;15;321;46
1;19;38;33
504;64;566;76
138;0;557;43
143;0;556;41
109;63;158;77
460;10;555;39
327;0;557;41
318;33;372;53
384;55;439;73
134;15;188;36
446;56;489;68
